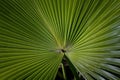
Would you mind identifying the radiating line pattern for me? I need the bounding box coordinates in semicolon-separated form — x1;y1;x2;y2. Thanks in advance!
0;0;120;80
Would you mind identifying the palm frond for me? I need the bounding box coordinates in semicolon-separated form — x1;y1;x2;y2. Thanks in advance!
0;0;120;80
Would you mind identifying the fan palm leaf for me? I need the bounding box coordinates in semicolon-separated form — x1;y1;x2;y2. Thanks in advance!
0;0;120;80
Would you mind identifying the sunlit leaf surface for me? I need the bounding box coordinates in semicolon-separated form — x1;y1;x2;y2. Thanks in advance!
0;0;120;80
